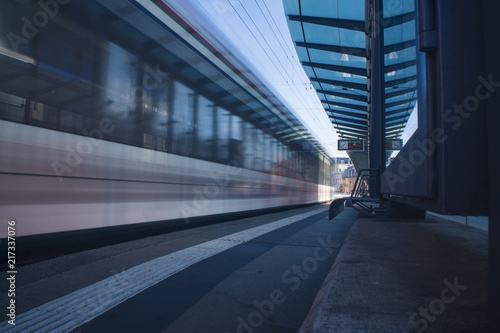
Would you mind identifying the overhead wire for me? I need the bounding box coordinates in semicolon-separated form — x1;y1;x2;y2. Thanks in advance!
253;0;328;115
257;0;303;85
226;0;289;83
258;0;329;117
230;0;319;102
225;0;336;150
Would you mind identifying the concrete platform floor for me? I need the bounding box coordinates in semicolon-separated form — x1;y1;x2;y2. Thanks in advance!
0;205;357;332
299;211;489;333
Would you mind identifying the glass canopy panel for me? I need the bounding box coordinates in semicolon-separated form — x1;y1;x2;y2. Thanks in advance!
385;70;417;87
329;108;368;116
385;79;417;90
287;21;305;43
335;118;367;127
385;91;416;104
321;83;368;96
327;106;367;114
297;0;365;20
295;46;309;62
385;46;417;62
315;69;367;84
300;0;340;18
325;95;367;107
386;109;412;116
331;113;368;122
303;24;340;45
284;0;417;168
385;104;416;115
308;49;366;68
384;21;416;46
321;86;367;97
328;110;367;119
302;30;364;49
337;0;365;20
311;81;322;90
385;66;417;79
303;66;316;77
386;117;409;125
386;104;416;112
302;24;365;49
386;110;414;120
339;29;366;49
283;0;300;16
383;0;415;18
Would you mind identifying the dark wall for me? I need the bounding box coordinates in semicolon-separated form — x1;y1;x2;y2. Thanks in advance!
381;0;492;216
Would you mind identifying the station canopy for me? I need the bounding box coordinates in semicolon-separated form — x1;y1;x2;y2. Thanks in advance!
283;0;417;171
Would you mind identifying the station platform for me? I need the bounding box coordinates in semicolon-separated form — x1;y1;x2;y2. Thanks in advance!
0;205;489;332
0;204;355;332
299;211;489;333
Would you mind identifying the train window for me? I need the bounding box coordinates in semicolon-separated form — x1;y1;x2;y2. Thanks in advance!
230;115;243;141
100;42;140;146
289;148;295;177
34;12;95;83
0;92;25;124
241;123;254;169
281;145;290;177
254;129;265;171
140;69;170;152
229;115;243;167
103;43;138;110
197;95;215;160
143;133;155;149
60;110;83;134
293;152;299;179
273;140;281;175
156;137;167;152
216;107;231;163
172;81;195;156
275;142;283;176
271;139;278;173
263;134;272;172
29;101;57;130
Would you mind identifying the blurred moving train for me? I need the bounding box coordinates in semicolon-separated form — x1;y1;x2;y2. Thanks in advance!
0;0;333;244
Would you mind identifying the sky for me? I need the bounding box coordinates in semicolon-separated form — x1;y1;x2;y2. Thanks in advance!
173;0;344;157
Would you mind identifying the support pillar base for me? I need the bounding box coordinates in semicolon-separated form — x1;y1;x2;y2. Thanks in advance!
388;201;426;219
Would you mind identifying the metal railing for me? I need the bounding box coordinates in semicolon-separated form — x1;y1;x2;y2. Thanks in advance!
329;168;387;220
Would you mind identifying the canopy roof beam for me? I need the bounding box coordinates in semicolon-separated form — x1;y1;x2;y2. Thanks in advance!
295;41;366;58
326;109;368;119
385;87;417;99
288;15;364;31
322;100;368;112
384;60;417;73
317;89;368;102
311;77;367;91
302;61;367;77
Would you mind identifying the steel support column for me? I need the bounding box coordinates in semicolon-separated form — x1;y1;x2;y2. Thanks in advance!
369;0;386;196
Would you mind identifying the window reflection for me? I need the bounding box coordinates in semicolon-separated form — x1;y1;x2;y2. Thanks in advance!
0;0;332;187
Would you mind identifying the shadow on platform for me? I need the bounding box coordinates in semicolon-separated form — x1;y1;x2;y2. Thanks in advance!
300;209;488;333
